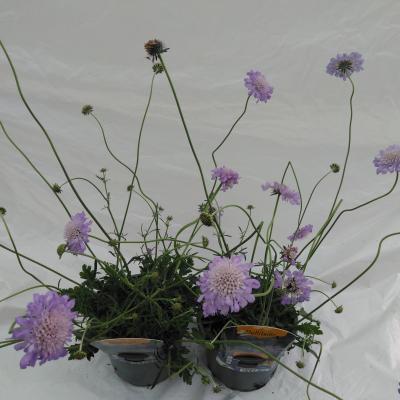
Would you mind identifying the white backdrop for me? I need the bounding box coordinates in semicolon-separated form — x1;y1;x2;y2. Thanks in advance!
1;1;400;399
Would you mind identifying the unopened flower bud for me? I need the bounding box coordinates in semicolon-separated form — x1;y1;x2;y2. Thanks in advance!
81;105;93;115
204;341;214;350
150;271;159;282
71;350;87;360
200;212;213;227
0;207;6;215
335;305;343;314
296;360;305;369
52;183;62;194
213;385;222;393
152;63;164;74
202;236;209;248
131;313;139;321
331;281;337;289
247;204;254;210
127;184;133;192
330;163;340;173
108;239;118;247
100;168;107;173
57;243;67;258
172;302;182;312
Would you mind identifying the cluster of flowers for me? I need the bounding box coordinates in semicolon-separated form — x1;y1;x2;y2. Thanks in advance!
1;40;399;398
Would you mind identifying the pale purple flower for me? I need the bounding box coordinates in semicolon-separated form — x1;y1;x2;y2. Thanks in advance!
373;145;400;174
244;70;273;103
197;255;260;317
288;224;313;241
211;166;239;192
280;245;298;266
11;291;76;369
326;52;364;80
261;181;300;205
64;212;92;254
274;268;312;305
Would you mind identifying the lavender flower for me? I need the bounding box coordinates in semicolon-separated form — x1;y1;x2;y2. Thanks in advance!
288;224;313;241
274;268;312;305
11;291;76;369
373;145;400;174
261;181;300;205
211;166;239;192
244;70;273;103
326;52;364;80
64;212;92;254
280;245;298;266
197;255;260;317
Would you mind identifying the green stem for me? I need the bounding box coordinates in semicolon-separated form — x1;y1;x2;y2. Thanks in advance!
306;341;323;400
0;285;59;304
0;40;121;261
0;214;46;286
0;243;80;285
211;95;250;167
299;232;400;322
330;75;355;212
119;73;157;239
158;55;210;201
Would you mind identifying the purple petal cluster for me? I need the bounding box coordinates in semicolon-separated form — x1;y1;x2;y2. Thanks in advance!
373;145;400;174
280;245;298;266
326;52;364;80
197;255;260;317
11;291;76;369
211;166;239;192
288;224;313;241
261;181;300;205
274;268;313;305
244;70;273;103
64;212;92;254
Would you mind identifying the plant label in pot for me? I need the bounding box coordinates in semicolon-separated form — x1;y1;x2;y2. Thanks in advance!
92;338;169;387
207;325;295;391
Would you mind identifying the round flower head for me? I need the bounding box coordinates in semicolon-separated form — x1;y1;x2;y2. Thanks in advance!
11;291;76;369
288;224;313;241
373;144;400;174
64;212;92;254
244;70;273;103
274;268;312;305
144;39;169;62
261;181;300;205
280;245;298;266
211;166;239;192
197;255;260;317
326;52;364;80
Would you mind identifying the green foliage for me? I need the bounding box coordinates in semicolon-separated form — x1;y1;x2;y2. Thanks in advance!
62;252;198;379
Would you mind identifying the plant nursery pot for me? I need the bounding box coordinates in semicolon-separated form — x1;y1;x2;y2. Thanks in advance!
206;325;295;392
92;338;169;387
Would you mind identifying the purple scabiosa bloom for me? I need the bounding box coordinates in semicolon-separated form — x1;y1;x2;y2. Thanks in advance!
288;224;313;241
274;268;312;305
373;145;400;174
11;291;76;369
211;166;239;192
261;181;300;205
244;70;273;103
326;52;364;80
197;255;260;317
64;212;92;254
280;245;298;266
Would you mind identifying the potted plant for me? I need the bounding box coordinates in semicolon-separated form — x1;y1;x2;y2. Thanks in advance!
0;38;398;400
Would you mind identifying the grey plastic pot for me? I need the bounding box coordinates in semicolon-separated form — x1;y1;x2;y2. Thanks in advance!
206;325;295;392
91;338;168;387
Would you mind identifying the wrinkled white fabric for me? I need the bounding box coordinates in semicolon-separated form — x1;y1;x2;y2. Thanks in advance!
0;1;399;399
